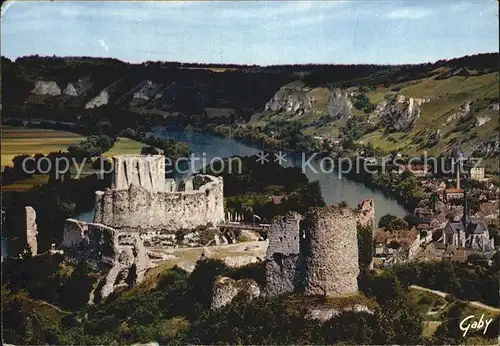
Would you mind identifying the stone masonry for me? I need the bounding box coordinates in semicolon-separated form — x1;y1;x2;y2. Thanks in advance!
356;199;375;230
356;199;375;269
264;203;365;297
62;219;152;301
93;155;225;233
25;206;38;256
264;212;305;296
303;206;359;296
111;155;165;191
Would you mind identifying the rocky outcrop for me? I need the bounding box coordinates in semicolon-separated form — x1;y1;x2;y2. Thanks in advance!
31;81;61;96
211;276;260;310
238;229;261;242
85;90;109;109
446;101;471;124
373;94;429;131
427;129;442;146
63;77;92;97
62;219;152;301
25;206;38;256
467;135;500;157
368;101;388;123
303;206;359;296
132;80;163;101
265;83;312;116
475;115;491;127
220;255;262;268
327;88;353;120
306;304;374;322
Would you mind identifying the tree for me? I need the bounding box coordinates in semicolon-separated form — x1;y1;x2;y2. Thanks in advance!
404;214;420;228
141;146;159;155
387;218;409;231
378;214;397;229
429;192;438;212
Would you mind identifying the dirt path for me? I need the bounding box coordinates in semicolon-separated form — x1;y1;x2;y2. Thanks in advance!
410;285;500;313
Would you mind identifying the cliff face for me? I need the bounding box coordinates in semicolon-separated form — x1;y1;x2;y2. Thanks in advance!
265;82;312;116
31;81;61;96
4;55;498;157
327;88;353;120
374;94;429;132
63;77;92;97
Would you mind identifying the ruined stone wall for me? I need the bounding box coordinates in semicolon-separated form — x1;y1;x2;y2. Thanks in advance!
265;212;302;259
356;199;375;270
94;173;225;233
112;155;166;191
264;212;305;296
25;206;38;256
356;199;375;230
62;219;152;301
303;206;359;296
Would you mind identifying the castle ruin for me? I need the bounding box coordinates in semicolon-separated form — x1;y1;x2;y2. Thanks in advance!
264;200;374;297
303;206;359;296
60;155;225;299
62;219;151;301
93;155;225;233
25;206;38;256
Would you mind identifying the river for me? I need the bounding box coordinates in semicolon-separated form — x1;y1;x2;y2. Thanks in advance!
148;129;408;222
77;129;408;223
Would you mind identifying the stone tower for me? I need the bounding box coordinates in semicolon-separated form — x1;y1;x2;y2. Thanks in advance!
303;205;359;296
25;206;38;256
112;155;165;192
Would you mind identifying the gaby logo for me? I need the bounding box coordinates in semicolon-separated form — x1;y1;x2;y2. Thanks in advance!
459;314;493;337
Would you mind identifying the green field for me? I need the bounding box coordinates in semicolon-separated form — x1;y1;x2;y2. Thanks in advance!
1;126;84;167
102;137;150;158
1;128;153;191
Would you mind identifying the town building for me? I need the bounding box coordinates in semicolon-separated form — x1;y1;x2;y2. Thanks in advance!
469;166;486;181
442;196;494;251
373;228;421;267
443;188;464;203
422;179;446;192
398;164;430;178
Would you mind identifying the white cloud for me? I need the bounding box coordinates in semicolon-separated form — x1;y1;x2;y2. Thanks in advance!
386;7;433;20
98;39;109;52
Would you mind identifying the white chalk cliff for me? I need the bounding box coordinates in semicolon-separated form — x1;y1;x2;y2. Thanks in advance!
85;90;110;109
373;94;429;131
31;81;61;96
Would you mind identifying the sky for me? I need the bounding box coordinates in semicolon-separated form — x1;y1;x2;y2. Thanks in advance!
1;0;498;65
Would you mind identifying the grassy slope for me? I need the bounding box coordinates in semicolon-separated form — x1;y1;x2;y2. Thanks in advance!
360;72;499;156
102;137;149;157
405;288;500;343
250;70;499;159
